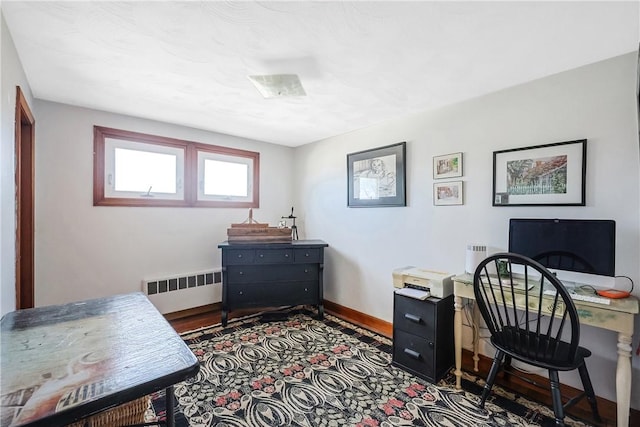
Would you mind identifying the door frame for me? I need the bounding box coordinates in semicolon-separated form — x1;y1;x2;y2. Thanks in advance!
15;86;35;309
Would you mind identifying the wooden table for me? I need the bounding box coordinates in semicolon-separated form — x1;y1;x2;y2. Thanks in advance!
453;273;639;427
0;292;200;427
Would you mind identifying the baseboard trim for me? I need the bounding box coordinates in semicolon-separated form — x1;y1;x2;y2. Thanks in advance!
323;300;392;338
164;302;221;321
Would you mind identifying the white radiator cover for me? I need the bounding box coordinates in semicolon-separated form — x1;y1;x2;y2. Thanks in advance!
142;269;222;314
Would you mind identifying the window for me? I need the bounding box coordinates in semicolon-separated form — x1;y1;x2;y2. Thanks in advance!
94;126;259;208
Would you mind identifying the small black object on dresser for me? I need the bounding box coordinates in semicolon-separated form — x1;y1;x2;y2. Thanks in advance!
392;293;454;383
218;240;328;326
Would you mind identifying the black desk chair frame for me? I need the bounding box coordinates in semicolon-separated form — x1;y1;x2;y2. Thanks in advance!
473;253;601;426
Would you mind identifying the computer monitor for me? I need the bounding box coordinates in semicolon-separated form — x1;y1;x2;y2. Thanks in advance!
508;218;616;283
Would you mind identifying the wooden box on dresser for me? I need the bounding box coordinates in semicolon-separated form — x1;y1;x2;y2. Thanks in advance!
392;293;454;383
218;240;328;326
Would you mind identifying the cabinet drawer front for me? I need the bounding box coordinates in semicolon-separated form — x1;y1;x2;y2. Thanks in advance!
392;329;434;380
294;248;322;263
255;249;294;264
393;294;435;340
224;249;255;265
228;282;319;307
227;265;319;283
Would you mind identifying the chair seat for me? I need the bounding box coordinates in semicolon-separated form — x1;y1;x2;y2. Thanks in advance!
491;327;591;371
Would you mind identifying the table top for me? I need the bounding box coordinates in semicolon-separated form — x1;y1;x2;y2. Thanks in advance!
218;239;328;248
0;292;200;427
453;272;639;315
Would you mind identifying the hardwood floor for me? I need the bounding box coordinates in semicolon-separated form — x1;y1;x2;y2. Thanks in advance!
166;305;634;427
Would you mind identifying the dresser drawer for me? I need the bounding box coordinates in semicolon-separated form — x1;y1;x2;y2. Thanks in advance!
294;248;322;263
227;264;319;283
224;249;255;265
255;249;294;264
392;329;434;380
393;294;435;340
228;281;319;307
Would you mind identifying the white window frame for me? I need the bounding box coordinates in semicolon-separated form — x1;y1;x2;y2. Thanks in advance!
104;138;185;200
197;151;254;203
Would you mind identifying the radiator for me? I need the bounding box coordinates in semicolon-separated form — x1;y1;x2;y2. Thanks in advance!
142;269;222;295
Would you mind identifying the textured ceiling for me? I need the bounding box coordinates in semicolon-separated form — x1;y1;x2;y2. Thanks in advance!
2;1;639;147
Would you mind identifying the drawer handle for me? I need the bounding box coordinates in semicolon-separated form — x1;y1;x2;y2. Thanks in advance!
404;313;422;323
404;348;421;360
305;252;310;257
239;291;243;295
259;254;264;258
304;269;309;273
285;254;289;258
237;254;243;258
239;271;244;275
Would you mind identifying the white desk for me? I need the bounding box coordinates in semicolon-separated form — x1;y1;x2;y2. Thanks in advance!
453;273;639;427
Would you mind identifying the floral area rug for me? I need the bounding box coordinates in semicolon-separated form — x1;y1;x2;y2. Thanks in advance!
151;308;593;427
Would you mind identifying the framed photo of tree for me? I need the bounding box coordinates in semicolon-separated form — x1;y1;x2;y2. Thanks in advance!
492;139;586;206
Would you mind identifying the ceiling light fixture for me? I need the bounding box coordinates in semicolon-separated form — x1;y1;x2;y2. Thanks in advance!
248;74;306;98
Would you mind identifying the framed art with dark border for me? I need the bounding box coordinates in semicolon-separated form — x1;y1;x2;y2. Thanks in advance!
433;152;463;179
493;139;586;206
347;142;406;207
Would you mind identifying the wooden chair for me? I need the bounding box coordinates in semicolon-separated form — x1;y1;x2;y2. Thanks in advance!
473;252;601;426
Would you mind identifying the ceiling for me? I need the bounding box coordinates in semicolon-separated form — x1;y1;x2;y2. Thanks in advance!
3;1;639;147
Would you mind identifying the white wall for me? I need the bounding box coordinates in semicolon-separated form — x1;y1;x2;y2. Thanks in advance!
4;6;639;407
34;100;295;313
294;52;640;407
1;12;35;316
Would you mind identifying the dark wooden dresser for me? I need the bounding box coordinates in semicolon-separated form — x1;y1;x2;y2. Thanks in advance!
218;240;328;326
392;293;454;383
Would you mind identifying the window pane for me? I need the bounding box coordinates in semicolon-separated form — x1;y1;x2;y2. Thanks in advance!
114;147;177;193
203;159;248;197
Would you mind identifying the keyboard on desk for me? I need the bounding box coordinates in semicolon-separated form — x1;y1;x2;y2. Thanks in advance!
543;289;611;305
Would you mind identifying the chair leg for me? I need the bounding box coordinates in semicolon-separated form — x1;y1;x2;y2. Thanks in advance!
577;362;602;422
502;355;513;380
548;370;565;426
479;349;505;408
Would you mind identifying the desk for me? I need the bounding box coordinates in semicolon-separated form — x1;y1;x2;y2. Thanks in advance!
0;292;200;427
452;273;638;427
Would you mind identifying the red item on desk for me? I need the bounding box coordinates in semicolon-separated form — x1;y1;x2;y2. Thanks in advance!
596;289;631;299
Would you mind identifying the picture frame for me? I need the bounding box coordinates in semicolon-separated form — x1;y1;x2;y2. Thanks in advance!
493;139;586;206
347;142;406;207
433;181;463;206
433;152;463;179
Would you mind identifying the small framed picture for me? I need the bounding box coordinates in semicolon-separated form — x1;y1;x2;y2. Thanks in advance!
434;181;463;206
433;152;463;179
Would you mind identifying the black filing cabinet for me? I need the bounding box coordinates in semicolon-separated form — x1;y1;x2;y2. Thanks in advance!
392;293;454;383
218;240;328;326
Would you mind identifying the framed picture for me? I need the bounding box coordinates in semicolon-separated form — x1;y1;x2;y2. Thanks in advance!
433;152;463;179
493;139;586;206
347;142;406;207
433;181;463;206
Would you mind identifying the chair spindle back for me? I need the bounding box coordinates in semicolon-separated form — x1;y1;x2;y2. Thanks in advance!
473;253;581;366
